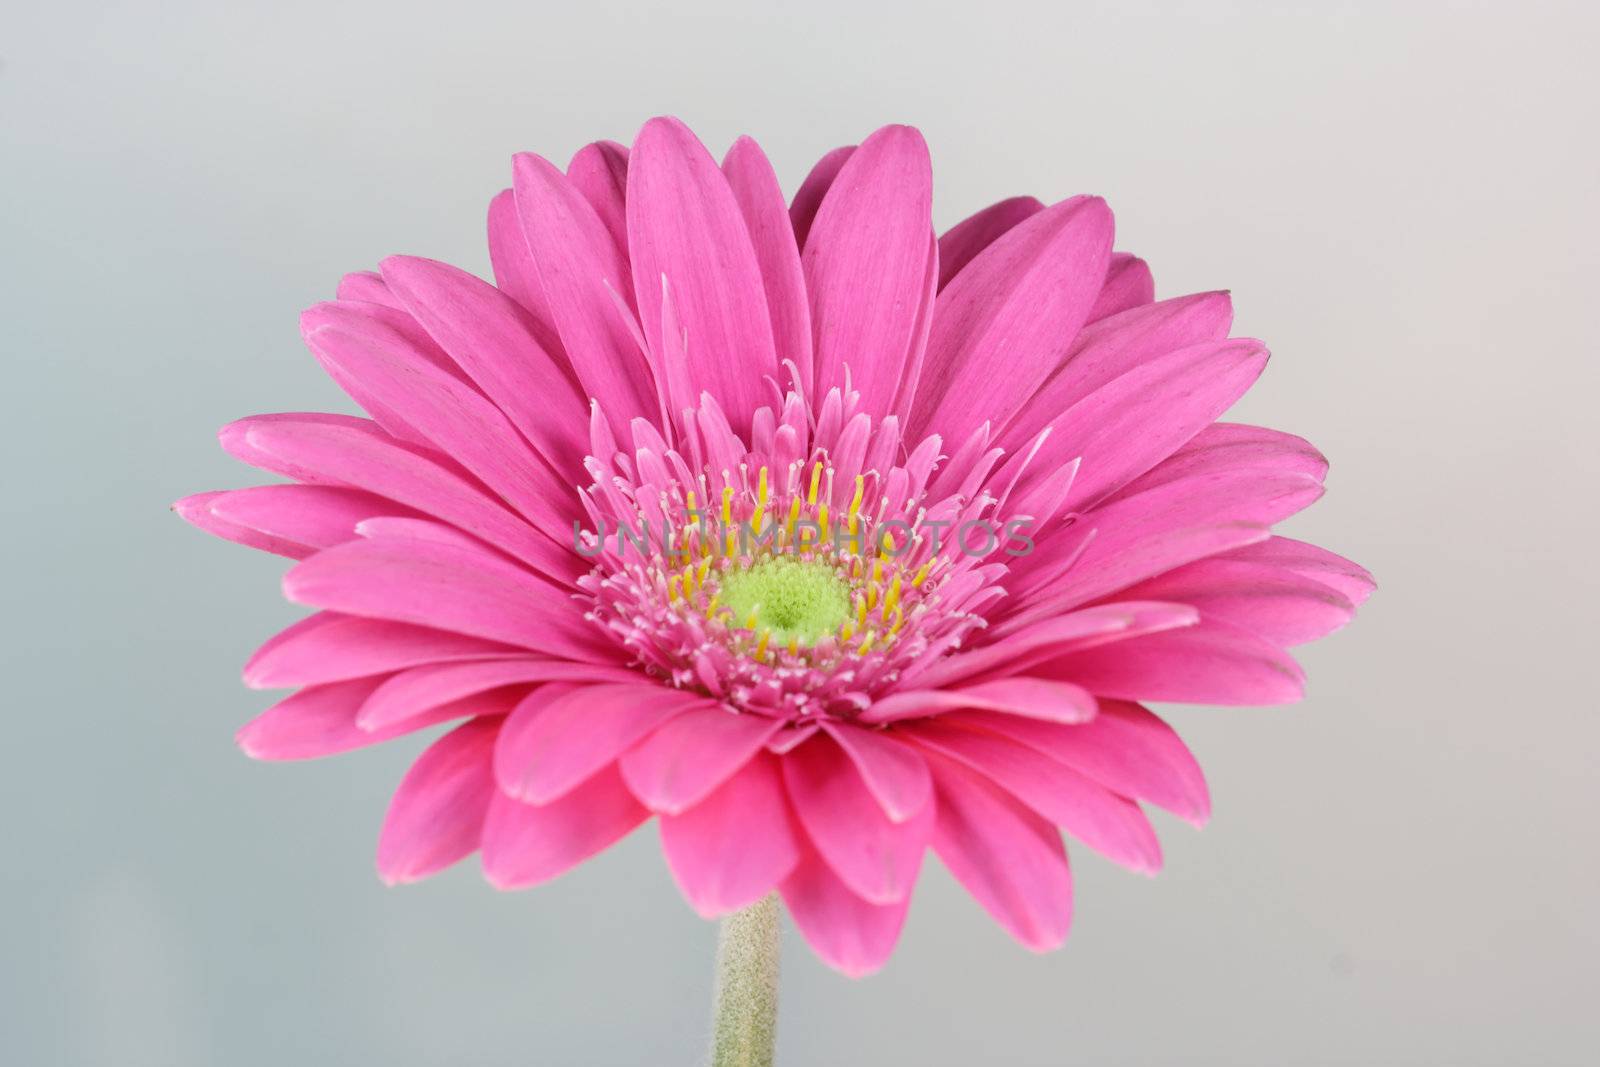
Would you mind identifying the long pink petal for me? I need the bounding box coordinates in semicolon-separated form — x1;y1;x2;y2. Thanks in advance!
912;196;1114;442
803;125;932;414
1110;422;1328;496
1006;469;1321;615
512;152;657;435
223;414;572;581
174;491;313;559
908;602;1199;690
282;536;610;662
378;256;590;476
1041;618;1306;705
207;485;417;551
860;676;1098;726
945;702;1210;826
926;750;1072;952
236;677;520;760
480;765;647;889
567;140;630;255
1033;339;1271;512
1218;536;1377;607
494;683;708;804
1086;252;1154;322
788;145;855;248
1001;291;1233;449
818;721;932;822
619;706;783;814
627;117;778;434
780;841;910;978
936;195;1045;290
1120;557;1357;646
910;721;1161;873
358;659;642;731
780;733;932;904
659;753;800;917
243;612;524;690
300;303;578;548
723;135;813;389
486;189;561;351
377;716;499;884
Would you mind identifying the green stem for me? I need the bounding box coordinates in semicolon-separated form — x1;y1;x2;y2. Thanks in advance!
708;895;781;1067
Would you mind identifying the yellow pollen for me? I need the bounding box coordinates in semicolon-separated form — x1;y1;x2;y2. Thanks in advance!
756;628;772;658
886;574;902;613
912;561;931;587
721;485;735;528
807;461;823;506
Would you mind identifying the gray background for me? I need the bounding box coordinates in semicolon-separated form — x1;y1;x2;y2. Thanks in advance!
4;1;1597;1064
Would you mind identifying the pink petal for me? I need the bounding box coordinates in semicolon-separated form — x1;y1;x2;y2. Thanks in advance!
659;753;800;917
282;536;610;662
1041;618;1306;706
860;676;1098;726
224;414;572;581
486;189;561;350
299;303;578;549
378;256;590;476
494;683;708;804
619;706;784;815
1040;339;1271;511
243;612;524;690
1001;291;1233;449
909;602;1199;690
947;702;1210;826
626;117;778;434
780;733;932;904
1120;557;1357;646
803;125;932;414
788;145;855;249
207;484;417;551
237;677;519;760
512;152;658;434
910;721;1161;873
925;750;1072;952
780;840;910;978
480;765;648;889
1006;469;1322;615
359;658;642;731
913;196;1114;442
174;491;313;559
1112;422;1328;496
1086;252;1154;323
818;721;932;822
567;140;630;255
376;716;500;884
1218;536;1377;607
723;135;813;390
936;195;1045;290
335;270;402;309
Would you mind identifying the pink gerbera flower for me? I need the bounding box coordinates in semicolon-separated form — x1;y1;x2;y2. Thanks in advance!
178;117;1371;978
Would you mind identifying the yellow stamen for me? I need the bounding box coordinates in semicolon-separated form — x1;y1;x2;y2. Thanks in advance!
912;561;931;587
886;574;902;614
807;461;823;506
858;630;877;654
756;629;772;659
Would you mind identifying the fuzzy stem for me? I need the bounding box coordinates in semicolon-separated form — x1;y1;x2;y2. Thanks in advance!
708;894;781;1067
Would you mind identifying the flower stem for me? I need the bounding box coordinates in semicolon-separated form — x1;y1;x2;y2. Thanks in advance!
708;894;781;1067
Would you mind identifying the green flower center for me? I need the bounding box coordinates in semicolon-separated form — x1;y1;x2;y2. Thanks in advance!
717;557;852;646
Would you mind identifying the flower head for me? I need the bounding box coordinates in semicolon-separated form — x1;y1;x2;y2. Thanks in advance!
177;117;1371;976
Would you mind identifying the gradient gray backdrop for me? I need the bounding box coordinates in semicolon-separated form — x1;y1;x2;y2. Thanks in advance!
4;2;1597;1064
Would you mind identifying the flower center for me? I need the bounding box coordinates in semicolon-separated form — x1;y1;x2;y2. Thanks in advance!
718;557;851;646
